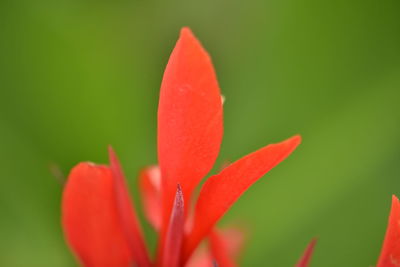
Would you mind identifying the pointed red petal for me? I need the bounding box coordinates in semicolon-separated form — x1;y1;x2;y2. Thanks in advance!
139;165;162;230
162;184;185;267
108;147;151;266
157;27;223;225
377;195;400;267
296;239;317;267
183;135;301;261
62;163;135;267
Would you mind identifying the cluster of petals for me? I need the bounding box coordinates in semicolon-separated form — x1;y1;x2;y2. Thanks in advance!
61;28;400;267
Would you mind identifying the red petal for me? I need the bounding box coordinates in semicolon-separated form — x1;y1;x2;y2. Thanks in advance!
139;165;162;230
208;229;237;267
377;195;400;267
108;147;151;266
217;227;246;260
186;245;213;267
186;227;245;267
162;184;185;267
183;135;301;261
295;239;317;267
62;163;135;267
157;27;223;225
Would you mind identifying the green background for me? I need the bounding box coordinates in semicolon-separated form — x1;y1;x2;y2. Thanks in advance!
1;0;400;266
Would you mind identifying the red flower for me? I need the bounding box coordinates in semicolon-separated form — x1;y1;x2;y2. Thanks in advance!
62;28;302;267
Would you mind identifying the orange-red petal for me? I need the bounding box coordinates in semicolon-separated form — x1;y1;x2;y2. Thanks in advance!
295;239;317;267
377;195;400;267
183;135;301;261
157;27;223;225
139;165;162;230
62;163;135;267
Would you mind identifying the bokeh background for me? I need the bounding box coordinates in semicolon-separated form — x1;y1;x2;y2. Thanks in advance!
1;0;400;266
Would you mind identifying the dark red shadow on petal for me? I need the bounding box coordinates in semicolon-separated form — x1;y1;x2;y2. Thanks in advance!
162;184;185;267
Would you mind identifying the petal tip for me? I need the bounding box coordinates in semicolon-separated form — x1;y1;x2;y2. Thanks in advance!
107;145;116;160
178;27;205;53
176;183;184;208
72;161;102;172
292;134;302;144
296;238;317;267
180;27;194;38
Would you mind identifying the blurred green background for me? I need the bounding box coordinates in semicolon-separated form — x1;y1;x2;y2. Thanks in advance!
1;0;400;266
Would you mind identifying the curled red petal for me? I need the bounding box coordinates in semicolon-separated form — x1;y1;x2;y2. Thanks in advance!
183;135;301;261
108;147;151;266
139;165;162;230
296;239;317;267
157;27;223;226
62;163;135;267
377;195;400;267
162;184;185;267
